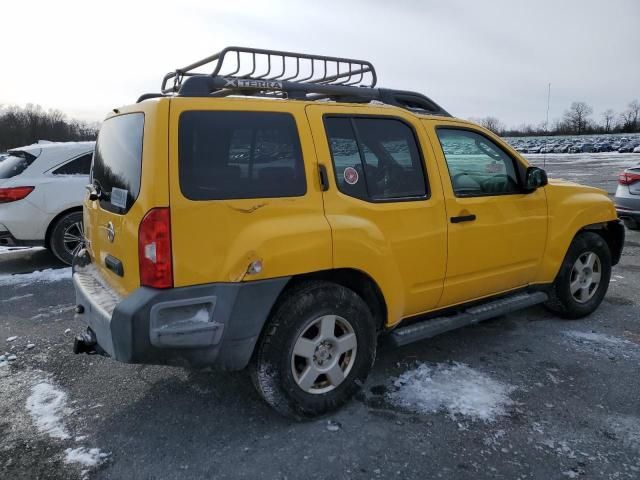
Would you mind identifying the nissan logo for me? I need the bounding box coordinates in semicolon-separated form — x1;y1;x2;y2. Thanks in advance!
106;222;115;243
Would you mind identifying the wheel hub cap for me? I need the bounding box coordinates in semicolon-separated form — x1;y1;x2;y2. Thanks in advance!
313;341;334;366
570;251;602;304
290;315;358;395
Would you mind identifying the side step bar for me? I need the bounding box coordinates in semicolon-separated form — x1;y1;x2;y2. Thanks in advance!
390;291;548;347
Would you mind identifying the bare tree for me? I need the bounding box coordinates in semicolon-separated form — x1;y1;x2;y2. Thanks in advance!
0;104;98;150
601;109;616;133
563;101;593;135
471;116;505;135
627;100;640;130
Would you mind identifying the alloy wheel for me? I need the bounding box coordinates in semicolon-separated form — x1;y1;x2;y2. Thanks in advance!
291;315;357;394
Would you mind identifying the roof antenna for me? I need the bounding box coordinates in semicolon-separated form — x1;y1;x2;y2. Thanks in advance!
543;82;551;168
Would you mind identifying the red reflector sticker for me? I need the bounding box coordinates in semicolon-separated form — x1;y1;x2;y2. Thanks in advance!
343;167;359;185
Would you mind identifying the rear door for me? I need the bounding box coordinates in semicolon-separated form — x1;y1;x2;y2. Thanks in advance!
425;122;548;307
306;105;448;325
85;100;170;295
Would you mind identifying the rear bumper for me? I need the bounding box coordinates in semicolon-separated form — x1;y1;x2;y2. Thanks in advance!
615;205;640;223
72;250;289;370
0;226;44;247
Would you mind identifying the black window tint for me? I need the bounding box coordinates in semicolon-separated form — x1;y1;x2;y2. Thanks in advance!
92;113;144;213
325;117;367;199
52;153;92;175
0;151;37;179
436;128;520;197
179;111;306;200
325;117;427;201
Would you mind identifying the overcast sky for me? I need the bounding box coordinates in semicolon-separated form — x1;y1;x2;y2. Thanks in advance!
2;0;638;127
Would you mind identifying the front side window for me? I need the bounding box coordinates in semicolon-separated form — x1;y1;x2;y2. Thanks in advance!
179;111;306;200
325;117;427;201
436;128;520;197
52;153;92;175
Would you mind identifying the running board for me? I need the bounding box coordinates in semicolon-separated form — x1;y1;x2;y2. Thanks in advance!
390;291;548;347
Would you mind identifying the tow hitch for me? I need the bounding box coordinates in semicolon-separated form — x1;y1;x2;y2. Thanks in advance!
72;327;107;356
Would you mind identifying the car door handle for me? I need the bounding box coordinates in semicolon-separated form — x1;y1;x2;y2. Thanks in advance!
450;214;476;224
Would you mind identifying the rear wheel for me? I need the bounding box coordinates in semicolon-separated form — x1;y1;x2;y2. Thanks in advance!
545;232;612;319
49;211;84;265
251;281;377;419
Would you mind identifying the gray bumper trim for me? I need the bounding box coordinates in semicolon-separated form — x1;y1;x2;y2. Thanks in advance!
73;257;290;370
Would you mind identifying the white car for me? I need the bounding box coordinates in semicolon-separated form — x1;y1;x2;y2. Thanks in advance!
0;141;95;264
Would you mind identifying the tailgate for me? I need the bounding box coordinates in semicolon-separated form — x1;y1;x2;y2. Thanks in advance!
84;100;170;296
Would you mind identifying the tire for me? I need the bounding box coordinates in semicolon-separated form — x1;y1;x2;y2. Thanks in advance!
545;231;612;319
622;217;640;231
250;281;377;419
49;211;84;265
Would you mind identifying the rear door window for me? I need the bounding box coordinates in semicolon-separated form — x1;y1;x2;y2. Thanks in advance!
52;153;93;175
0;151;37;179
92;113;144;213
178;111;306;200
324;116;428;201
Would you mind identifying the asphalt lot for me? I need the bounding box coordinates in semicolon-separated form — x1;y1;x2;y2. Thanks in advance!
1;153;639;480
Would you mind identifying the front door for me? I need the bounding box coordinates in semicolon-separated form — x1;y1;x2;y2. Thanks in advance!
425;123;548;307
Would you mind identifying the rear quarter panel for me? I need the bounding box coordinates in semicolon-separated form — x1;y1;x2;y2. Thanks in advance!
167;98;332;287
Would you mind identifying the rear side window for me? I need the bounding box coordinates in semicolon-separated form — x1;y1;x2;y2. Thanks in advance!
179;111;306;200
52;153;92;175
325;117;427;201
0;151;37;179
92;113;144;213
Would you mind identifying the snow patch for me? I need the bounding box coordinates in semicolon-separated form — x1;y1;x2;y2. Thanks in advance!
0;267;71;287
64;447;110;467
386;363;515;421
25;382;70;439
564;330;639;360
0;246;42;255
2;293;34;303
565;330;633;347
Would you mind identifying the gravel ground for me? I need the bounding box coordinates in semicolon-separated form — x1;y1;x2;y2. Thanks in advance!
1;153;639;480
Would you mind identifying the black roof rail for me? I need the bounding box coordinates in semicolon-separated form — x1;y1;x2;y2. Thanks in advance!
142;47;450;116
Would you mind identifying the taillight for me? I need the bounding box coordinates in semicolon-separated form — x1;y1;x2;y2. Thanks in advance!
618;171;640;185
0;186;34;203
138;207;173;289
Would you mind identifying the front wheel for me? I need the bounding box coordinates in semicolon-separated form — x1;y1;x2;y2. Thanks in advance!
250;281;377;419
545;231;612;319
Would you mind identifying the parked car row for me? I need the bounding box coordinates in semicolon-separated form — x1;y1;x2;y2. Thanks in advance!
506;134;640;154
0;141;94;264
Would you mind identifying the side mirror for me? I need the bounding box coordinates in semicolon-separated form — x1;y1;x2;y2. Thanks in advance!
524;166;548;192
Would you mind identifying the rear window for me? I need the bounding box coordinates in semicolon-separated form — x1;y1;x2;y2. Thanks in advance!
53;153;93;175
92;113;144;213
0;151;37;179
179;111;306;200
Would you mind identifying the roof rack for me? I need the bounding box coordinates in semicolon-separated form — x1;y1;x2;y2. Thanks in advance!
142;47;450;116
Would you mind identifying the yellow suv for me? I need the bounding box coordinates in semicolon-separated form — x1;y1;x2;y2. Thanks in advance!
73;47;624;418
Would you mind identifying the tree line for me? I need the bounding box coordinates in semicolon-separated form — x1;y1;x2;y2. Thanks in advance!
0;104;99;151
472;99;640;137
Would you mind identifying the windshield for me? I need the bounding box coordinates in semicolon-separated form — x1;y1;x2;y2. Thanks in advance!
0;151;37;179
